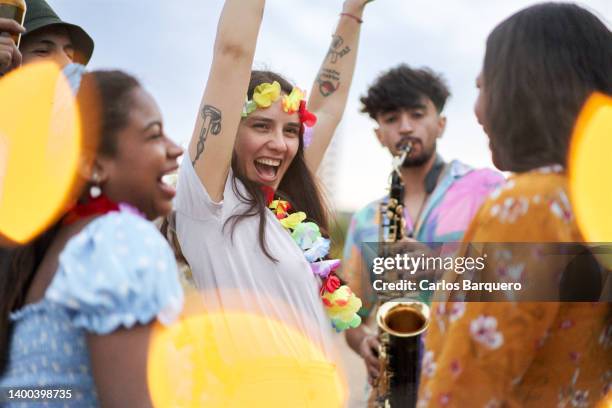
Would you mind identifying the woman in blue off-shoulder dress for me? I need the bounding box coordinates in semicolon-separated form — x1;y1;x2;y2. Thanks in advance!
0;67;184;407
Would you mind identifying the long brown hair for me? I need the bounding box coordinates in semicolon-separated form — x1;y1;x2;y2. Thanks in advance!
0;70;142;374
482;2;612;172
225;70;330;261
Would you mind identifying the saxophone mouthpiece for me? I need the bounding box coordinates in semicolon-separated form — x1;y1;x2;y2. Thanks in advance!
392;141;413;171
400;141;413;153
395;139;413;152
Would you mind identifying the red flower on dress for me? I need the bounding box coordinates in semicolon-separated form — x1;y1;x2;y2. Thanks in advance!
450;359;462;377
569;351;581;363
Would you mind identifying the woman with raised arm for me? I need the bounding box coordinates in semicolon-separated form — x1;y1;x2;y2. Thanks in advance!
175;0;373;357
0;1;266;406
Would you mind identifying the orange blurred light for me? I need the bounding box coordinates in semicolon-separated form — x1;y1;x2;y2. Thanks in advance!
148;294;347;407
569;92;612;268
0;62;82;245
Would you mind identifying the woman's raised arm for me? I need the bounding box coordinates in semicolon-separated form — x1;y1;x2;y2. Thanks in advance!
305;0;372;172
188;0;265;201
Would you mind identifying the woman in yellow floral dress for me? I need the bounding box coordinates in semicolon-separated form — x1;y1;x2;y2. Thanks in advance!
418;4;612;407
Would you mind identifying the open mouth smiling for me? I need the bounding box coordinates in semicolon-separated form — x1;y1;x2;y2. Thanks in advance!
157;167;178;198
254;157;282;181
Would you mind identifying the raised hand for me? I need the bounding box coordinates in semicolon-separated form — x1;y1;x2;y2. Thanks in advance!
305;0;375;171
0;18;24;74
188;0;266;202
342;0;375;15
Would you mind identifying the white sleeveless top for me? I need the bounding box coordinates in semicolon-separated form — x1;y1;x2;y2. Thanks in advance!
175;159;335;359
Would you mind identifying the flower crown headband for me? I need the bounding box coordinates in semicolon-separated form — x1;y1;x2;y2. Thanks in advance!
241;81;317;128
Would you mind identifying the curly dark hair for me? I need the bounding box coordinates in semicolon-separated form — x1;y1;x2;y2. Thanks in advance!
360;64;450;120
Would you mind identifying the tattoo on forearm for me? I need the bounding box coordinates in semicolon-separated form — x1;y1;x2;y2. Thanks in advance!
316;34;349;97
192;105;222;166
326;35;351;64
317;68;341;97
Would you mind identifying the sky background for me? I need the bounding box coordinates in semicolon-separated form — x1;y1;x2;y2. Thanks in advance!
52;0;612;212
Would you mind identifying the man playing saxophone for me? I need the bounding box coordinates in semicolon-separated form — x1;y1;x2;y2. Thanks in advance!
340;64;504;387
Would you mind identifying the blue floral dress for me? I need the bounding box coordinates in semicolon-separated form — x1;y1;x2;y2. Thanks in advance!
0;210;183;407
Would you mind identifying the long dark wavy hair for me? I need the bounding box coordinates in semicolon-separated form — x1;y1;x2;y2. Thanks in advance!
225;70;330;261
482;2;612;172
0;70;142;374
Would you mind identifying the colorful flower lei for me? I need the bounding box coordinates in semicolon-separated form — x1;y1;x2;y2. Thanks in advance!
242;81;317;128
264;187;362;332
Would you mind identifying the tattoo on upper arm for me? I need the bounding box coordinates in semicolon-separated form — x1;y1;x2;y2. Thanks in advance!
192;105;222;166
326;35;351;64
317;68;341;97
316;35;350;97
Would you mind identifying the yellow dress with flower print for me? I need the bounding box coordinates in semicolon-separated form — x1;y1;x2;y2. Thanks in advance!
418;167;611;408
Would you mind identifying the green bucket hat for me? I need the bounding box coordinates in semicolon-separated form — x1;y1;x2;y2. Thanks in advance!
23;0;94;65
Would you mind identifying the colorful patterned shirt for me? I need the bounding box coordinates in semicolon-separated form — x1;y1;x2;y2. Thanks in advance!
341;159;504;316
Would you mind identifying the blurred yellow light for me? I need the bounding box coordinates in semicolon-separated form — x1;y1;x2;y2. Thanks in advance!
569;92;612;269
595;390;611;408
0;62;82;245
569;92;612;241
148;306;346;407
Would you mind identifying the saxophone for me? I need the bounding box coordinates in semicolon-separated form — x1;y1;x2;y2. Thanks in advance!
374;300;430;408
373;141;431;408
378;142;411;245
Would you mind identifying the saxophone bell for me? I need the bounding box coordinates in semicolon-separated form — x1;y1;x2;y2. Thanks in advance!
373;300;430;408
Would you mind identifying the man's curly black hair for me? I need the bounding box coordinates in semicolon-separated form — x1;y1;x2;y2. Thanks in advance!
361;64;450;120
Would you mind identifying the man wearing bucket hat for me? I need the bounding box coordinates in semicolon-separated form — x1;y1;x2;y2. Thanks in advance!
0;0;92;248
0;0;93;73
19;0;94;66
